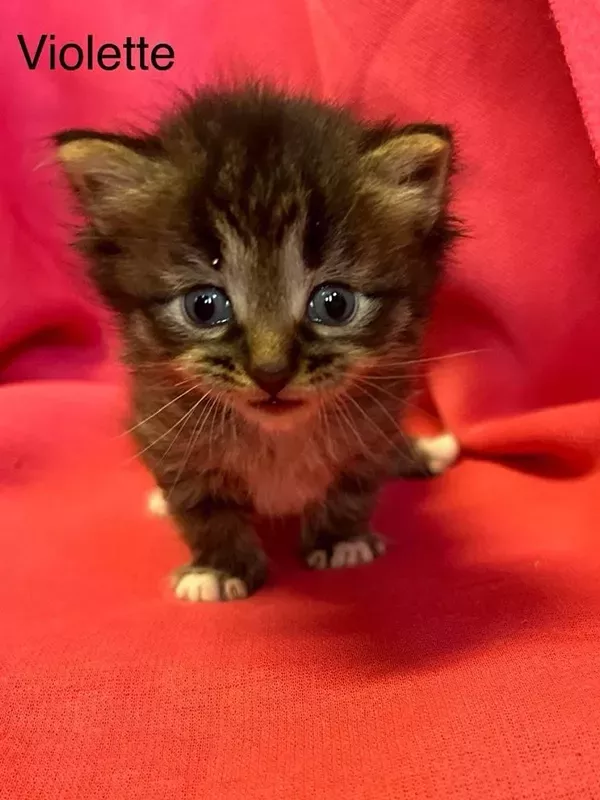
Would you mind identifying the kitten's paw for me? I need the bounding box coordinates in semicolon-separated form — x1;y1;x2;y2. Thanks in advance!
172;567;249;602
306;534;385;570
148;487;168;517
415;432;460;475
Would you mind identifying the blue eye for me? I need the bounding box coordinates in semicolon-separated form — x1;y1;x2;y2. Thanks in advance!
182;287;232;327
307;284;357;326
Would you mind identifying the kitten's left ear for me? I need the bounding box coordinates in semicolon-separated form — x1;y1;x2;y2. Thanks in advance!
359;124;453;230
53;130;167;225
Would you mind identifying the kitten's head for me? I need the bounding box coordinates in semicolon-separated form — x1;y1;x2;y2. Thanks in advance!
55;85;455;430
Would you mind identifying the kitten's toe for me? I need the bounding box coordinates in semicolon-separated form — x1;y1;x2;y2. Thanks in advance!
174;571;220;602
223;577;249;600
306;534;385;570
415;432;460;475
148;487;168;517
306;549;329;570
330;539;375;568
172;567;249;602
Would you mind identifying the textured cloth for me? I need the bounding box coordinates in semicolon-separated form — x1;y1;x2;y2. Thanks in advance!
2;0;600;798
550;0;600;165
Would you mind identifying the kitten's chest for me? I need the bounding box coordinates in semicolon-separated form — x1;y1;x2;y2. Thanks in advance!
225;432;335;516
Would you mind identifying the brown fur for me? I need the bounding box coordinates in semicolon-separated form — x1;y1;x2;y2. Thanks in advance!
54;84;457;600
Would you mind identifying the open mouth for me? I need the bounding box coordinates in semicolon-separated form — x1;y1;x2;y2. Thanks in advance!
248;398;306;415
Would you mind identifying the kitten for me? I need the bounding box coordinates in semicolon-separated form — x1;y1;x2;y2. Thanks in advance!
54;84;460;602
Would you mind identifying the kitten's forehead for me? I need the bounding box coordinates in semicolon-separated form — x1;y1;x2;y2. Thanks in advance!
165;94;357;252
218;217;312;324
187;142;321;247
174;106;350;322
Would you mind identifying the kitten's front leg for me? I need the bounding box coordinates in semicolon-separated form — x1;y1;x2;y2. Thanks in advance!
155;492;267;602
302;475;385;571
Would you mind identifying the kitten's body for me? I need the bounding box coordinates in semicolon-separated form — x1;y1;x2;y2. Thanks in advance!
55;84;460;601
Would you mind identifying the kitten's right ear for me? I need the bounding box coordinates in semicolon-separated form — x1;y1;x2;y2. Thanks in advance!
359;123;453;232
53;130;165;218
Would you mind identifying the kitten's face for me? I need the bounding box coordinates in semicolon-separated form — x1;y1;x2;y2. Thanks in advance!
55;88;453;430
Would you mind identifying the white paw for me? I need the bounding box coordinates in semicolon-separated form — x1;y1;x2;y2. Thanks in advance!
306;536;385;570
148;487;168;517
173;569;248;602
416;432;460;475
330;539;378;568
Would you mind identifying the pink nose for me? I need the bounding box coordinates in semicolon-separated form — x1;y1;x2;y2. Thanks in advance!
250;365;292;397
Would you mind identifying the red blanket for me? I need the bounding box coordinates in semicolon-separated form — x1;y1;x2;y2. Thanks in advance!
2;1;600;797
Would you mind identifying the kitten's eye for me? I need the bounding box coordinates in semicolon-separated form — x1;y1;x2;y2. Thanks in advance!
182;287;232;327
307;284;357;326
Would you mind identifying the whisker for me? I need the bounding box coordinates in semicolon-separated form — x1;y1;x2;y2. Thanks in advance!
125;372;196;390
353;376;406;403
350;383;414;463
358;373;427;383
155;390;213;468
326;402;352;457
122;379;196;397
352;376;439;423
330;393;371;458
229;401;239;448
342;389;412;467
318;399;337;464
205;393;224;464
167;392;223;498
130;393;208;462
219;396;230;442
377;348;487;369
121;384;199;436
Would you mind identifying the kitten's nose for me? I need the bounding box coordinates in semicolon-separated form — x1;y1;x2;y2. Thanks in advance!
250;364;292;397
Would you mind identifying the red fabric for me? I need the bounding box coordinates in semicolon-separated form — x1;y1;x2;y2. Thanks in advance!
550;0;600;166
2;0;600;797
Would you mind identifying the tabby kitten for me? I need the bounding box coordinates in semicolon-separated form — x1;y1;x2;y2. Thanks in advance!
55;84;459;602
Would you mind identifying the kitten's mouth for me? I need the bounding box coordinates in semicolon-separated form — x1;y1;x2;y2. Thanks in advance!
248;397;306;415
